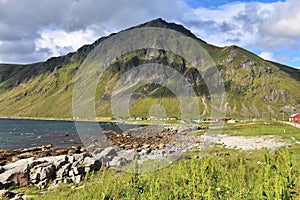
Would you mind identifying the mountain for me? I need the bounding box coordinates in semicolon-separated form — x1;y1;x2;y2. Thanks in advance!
0;18;299;119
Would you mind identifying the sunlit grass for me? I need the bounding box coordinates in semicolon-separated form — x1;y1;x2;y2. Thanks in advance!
28;148;300;200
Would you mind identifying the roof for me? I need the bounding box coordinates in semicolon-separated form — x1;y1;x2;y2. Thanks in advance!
290;113;300;117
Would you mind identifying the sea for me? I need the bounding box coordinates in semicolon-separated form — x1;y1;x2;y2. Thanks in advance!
0;118;139;150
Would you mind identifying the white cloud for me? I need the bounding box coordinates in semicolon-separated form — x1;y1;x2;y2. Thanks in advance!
178;0;300;67
259;51;274;61
182;4;257;49
258;51;294;64
262;0;300;39
184;1;288;48
193;2;246;23
0;0;191;63
36;28;99;57
0;0;299;67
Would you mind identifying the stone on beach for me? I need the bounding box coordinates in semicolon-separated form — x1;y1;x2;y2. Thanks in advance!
0;150;103;189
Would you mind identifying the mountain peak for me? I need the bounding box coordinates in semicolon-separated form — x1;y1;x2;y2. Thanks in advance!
133;18;200;40
77;18;205;56
140;18;168;26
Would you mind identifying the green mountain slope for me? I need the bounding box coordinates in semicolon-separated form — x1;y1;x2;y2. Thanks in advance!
0;18;299;119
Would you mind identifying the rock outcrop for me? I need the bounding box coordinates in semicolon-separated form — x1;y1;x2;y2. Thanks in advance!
0;125;206;190
1;153;88;189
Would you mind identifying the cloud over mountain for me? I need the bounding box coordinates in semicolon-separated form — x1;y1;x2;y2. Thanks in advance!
0;0;299;67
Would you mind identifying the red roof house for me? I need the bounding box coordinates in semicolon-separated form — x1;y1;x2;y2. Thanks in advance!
289;114;300;123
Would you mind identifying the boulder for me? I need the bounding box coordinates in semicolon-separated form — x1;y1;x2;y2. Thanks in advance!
83;157;101;171
0;147;95;189
108;157;129;168
117;149;137;162
30;163;55;186
71;166;85;176
92;147;118;167
93;147;117;160
93;148;104;155
0;158;34;188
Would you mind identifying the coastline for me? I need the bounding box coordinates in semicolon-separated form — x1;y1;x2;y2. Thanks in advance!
0;117;166;151
0;116;74;122
0;116;172;126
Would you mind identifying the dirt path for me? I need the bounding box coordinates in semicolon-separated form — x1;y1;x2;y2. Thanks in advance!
283;121;300;128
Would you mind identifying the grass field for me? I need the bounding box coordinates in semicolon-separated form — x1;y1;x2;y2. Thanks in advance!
215;121;300;141
15;121;300;199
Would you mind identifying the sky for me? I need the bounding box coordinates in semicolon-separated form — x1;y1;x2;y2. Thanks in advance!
0;0;299;68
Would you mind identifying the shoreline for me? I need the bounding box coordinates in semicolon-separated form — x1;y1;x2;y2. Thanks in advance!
0;116;75;122
0;116;176;126
0;118;171;151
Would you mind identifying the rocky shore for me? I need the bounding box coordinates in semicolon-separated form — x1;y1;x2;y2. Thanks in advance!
0;124;290;199
0;125;199;191
0;144;84;166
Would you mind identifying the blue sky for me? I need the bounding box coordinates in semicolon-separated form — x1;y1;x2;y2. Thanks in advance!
0;0;299;68
185;0;284;8
181;0;299;68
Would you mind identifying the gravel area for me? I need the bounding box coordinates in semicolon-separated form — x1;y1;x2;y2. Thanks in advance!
200;134;288;150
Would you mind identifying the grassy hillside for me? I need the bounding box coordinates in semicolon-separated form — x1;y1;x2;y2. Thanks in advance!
0;18;299;119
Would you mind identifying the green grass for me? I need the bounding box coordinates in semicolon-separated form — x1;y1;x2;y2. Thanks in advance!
220;121;300;141
25;149;300;200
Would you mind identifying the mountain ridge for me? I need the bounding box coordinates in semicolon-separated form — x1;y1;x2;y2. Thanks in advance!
0;18;299;119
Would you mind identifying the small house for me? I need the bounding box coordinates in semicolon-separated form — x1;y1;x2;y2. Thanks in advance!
227;119;236;124
191;119;200;123
148;116;157;120
169;117;178;120
289;114;300;123
204;118;217;123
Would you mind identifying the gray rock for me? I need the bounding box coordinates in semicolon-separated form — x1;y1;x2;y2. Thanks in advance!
56;163;71;180
117;149;137;162
93;147;117;161
30;162;55;185
51;155;68;169
40;164;55;181
93;148;104;155
68;153;86;164
0;158;34;188
139;148;151;155
108;157;129;168
67;155;75;163
71;174;84;184
83;157;101;171
69;166;85;180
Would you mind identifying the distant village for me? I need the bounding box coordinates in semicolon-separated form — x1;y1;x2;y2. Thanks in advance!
110;113;300;124
73;113;300;124
111;116;238;123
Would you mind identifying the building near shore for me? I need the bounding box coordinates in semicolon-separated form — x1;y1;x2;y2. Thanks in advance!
289;114;300;123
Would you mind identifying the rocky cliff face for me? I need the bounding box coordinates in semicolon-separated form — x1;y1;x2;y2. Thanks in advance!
0;18;299;119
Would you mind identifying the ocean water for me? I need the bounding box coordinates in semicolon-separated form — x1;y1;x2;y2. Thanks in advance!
0;119;138;150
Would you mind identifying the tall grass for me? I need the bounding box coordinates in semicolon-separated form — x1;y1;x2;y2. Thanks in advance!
34;149;299;200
